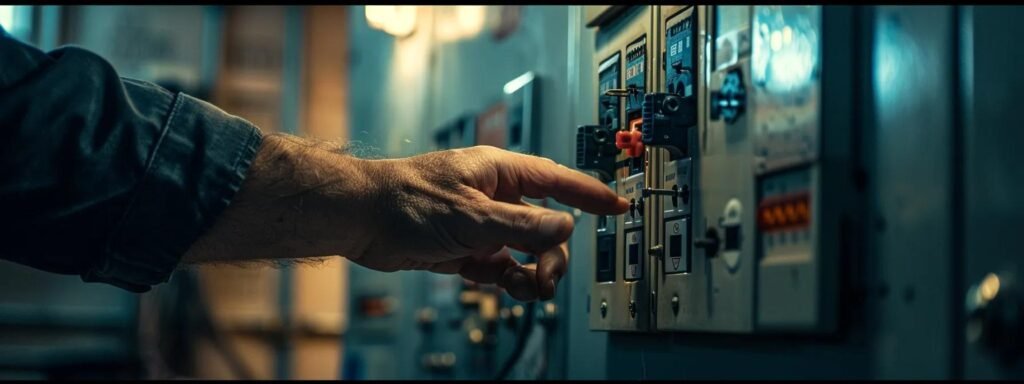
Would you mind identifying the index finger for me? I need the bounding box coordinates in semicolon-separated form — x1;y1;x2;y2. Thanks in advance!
498;152;629;215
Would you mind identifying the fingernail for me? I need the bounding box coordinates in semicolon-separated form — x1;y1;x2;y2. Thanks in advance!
539;213;568;237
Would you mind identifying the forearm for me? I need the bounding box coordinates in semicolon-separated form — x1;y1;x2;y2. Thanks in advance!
182;133;385;264
180;132;624;301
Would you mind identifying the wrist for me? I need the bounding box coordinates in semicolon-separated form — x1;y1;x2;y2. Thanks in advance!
184;133;385;263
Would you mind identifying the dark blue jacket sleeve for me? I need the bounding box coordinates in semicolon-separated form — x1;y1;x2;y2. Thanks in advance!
0;27;264;292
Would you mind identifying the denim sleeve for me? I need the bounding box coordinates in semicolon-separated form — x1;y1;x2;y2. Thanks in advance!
0;28;263;292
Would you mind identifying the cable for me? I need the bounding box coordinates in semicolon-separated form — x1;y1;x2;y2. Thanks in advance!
495;300;536;380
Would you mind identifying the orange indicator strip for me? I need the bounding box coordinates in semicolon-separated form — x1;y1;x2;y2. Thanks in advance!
758;191;811;232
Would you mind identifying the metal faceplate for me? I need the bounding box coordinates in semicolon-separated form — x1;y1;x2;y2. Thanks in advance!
669;5;757;333
588;6;654;333
589;5;845;335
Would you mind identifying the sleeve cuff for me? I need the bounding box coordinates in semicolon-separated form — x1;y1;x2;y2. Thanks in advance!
82;92;264;293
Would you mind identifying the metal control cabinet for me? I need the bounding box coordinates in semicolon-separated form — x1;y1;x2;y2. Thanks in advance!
577;5;859;335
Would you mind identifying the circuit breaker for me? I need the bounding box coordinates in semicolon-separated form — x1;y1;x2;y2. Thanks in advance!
577;6;653;332
577;5;857;334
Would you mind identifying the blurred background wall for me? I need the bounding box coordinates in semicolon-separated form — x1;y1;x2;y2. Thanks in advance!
0;5;350;380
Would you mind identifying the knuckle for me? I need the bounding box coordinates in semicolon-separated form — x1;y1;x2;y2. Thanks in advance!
511;209;538;233
474;145;501;154
445;148;488;182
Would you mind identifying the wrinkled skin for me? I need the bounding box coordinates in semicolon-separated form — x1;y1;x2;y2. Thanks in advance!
185;134;628;301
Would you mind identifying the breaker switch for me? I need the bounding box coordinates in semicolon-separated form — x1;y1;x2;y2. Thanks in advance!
641;92;696;160
576;125;618;181
615;125;645;158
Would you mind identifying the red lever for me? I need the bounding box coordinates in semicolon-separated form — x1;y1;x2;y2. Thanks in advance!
615;127;645;158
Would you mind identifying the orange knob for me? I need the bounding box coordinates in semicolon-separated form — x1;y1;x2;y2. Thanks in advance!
615;129;645;158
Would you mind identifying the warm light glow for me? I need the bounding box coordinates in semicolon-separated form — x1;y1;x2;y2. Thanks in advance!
365;6;418;38
468;328;484;344
544;302;558;316
437;6;488;43
383;6;417;38
758;193;812;231
762;210;776;226
782;26;793;45
455;6;486;36
784;204;797;222
980;273;1001;302
365;6;390;29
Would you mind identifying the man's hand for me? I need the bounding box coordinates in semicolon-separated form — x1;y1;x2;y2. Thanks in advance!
183;133;629;301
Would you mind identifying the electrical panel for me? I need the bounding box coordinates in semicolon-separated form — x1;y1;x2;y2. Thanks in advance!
576;5;857;334
579;6;653;332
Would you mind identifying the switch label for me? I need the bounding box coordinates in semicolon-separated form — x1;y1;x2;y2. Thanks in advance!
625;229;643;280
664;218;690;273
